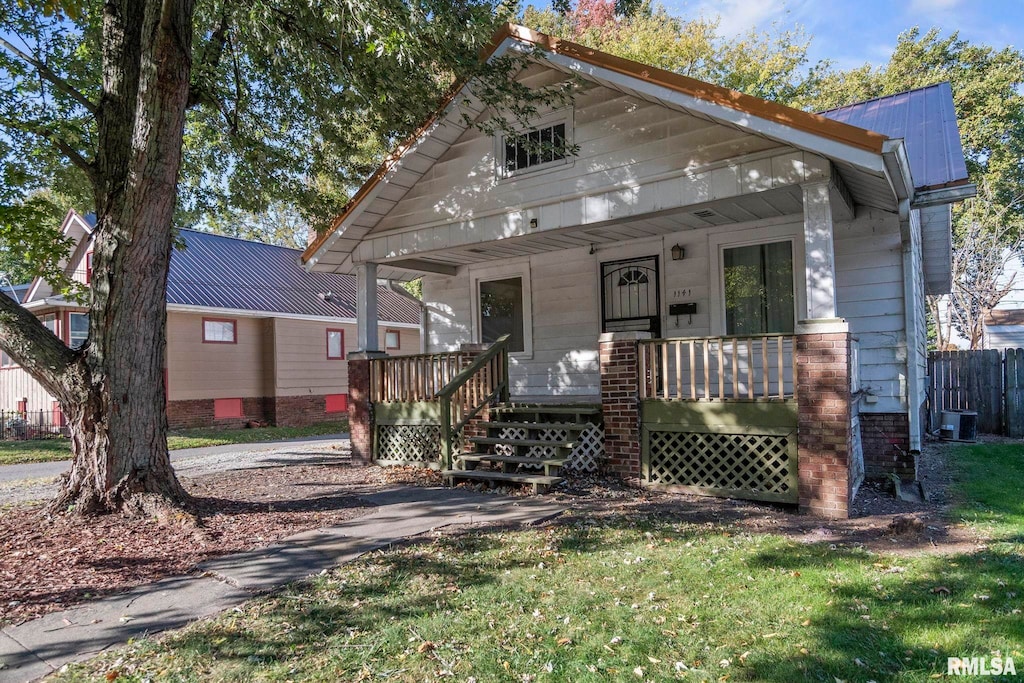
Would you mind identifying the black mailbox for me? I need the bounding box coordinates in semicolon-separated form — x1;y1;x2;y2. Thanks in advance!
669;302;697;316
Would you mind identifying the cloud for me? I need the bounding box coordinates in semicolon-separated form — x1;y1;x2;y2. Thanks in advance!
688;0;825;38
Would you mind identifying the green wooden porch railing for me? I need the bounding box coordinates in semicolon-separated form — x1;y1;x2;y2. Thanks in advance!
436;334;511;469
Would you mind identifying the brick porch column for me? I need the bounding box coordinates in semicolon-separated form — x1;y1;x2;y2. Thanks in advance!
796;319;853;519
347;351;385;465
598;332;649;480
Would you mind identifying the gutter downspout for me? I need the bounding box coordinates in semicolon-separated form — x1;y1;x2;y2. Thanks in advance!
388;280;427;354
882;140;922;457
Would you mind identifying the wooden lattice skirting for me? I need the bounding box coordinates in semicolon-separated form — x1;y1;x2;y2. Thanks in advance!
640;400;799;504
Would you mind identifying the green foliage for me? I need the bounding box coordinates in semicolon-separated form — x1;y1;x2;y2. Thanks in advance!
1;0;566;250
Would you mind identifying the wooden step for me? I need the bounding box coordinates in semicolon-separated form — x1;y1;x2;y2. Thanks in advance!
459;454;566;476
492;404;602;416
468;436;576;449
442;469;562;494
485;421;590;431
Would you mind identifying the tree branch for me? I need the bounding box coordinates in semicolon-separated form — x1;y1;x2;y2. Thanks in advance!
0;35;98;115
0;115;97;186
0;292;82;403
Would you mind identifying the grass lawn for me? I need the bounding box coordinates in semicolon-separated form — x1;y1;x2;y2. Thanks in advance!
0;421;349;466
950;442;1024;546
55;443;1024;683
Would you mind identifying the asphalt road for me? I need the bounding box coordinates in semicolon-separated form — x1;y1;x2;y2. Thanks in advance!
0;434;351;505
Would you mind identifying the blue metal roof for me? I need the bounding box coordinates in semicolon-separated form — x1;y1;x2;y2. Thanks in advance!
819;82;970;191
167;230;419;324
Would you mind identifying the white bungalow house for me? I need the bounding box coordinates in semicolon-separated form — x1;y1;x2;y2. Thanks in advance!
301;25;974;518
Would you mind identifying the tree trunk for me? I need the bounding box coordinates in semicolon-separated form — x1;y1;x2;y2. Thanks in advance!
47;0;195;516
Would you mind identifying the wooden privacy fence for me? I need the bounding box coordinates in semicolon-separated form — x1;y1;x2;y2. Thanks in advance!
928;348;1024;437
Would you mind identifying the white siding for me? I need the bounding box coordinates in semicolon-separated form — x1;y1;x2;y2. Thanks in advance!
423;208;915;409
833;208;910;413
0;367;55;413
376;82;778;235
986;327;1024;349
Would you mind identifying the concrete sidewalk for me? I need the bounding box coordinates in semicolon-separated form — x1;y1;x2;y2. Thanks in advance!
0;487;563;682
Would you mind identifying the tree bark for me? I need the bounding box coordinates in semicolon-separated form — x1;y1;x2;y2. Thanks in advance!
46;0;195;516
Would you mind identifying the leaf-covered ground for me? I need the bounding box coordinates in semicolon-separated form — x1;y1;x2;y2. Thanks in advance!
0;463;436;626
49;440;1024;682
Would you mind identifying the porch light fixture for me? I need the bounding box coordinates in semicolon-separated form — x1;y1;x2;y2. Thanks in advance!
671;244;685;261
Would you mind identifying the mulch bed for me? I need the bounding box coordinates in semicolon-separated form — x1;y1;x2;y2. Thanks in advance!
0;463;436;626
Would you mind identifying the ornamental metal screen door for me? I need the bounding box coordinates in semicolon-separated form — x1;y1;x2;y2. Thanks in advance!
601;256;661;337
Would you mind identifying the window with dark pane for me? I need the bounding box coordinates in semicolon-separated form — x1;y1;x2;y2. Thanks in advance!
479;277;525;352
723;241;794;335
503;122;567;175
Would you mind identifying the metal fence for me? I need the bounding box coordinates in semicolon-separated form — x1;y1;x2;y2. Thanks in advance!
0;409;70;440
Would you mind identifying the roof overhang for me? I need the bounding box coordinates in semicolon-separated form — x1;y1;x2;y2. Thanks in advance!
301;24;890;274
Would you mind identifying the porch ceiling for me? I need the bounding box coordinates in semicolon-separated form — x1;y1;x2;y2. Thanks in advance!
369;185;806;279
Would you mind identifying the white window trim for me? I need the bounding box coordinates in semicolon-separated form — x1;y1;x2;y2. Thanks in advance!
470;260;533;359
708;223;806;336
494;108;574;181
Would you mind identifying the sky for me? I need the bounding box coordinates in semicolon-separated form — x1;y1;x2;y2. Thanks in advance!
663;0;1023;70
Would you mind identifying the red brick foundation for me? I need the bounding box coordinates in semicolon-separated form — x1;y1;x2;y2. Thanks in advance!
859;412;914;479
598;332;648;480
796;324;853;519
167;397;271;430
167;394;348;430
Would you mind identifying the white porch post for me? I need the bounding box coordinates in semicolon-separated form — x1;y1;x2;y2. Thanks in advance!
802;181;838;320
356;262;379;353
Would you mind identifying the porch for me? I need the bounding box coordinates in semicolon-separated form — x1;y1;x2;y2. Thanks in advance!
347;322;859;517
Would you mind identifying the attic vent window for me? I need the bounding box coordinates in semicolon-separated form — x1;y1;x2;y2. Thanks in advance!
499;116;571;179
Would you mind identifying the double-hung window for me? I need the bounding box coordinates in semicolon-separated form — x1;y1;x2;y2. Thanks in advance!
722;241;795;335
326;329;345;359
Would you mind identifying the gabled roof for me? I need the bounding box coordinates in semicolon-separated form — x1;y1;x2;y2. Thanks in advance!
302;23;891;268
168;229;419;324
819;82;969;191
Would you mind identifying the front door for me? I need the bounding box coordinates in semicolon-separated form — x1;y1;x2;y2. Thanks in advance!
601;256;661;337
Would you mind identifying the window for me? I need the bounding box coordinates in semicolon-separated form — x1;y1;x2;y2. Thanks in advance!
498;112;571;179
723;241;795;335
85;252;93;284
325;394;348;413
479;277;525;353
213;398;243;419
1;351;15;368
42;314;58;338
385;330;401;350
68;312;88;349
326;328;345;359
203;318;236;344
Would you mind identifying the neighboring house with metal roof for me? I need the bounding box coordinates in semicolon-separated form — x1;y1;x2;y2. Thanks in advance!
1;210;421;428
301;25;975;518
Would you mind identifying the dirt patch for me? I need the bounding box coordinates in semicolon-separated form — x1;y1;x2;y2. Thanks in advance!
452;435;985;557
0;463;436;626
